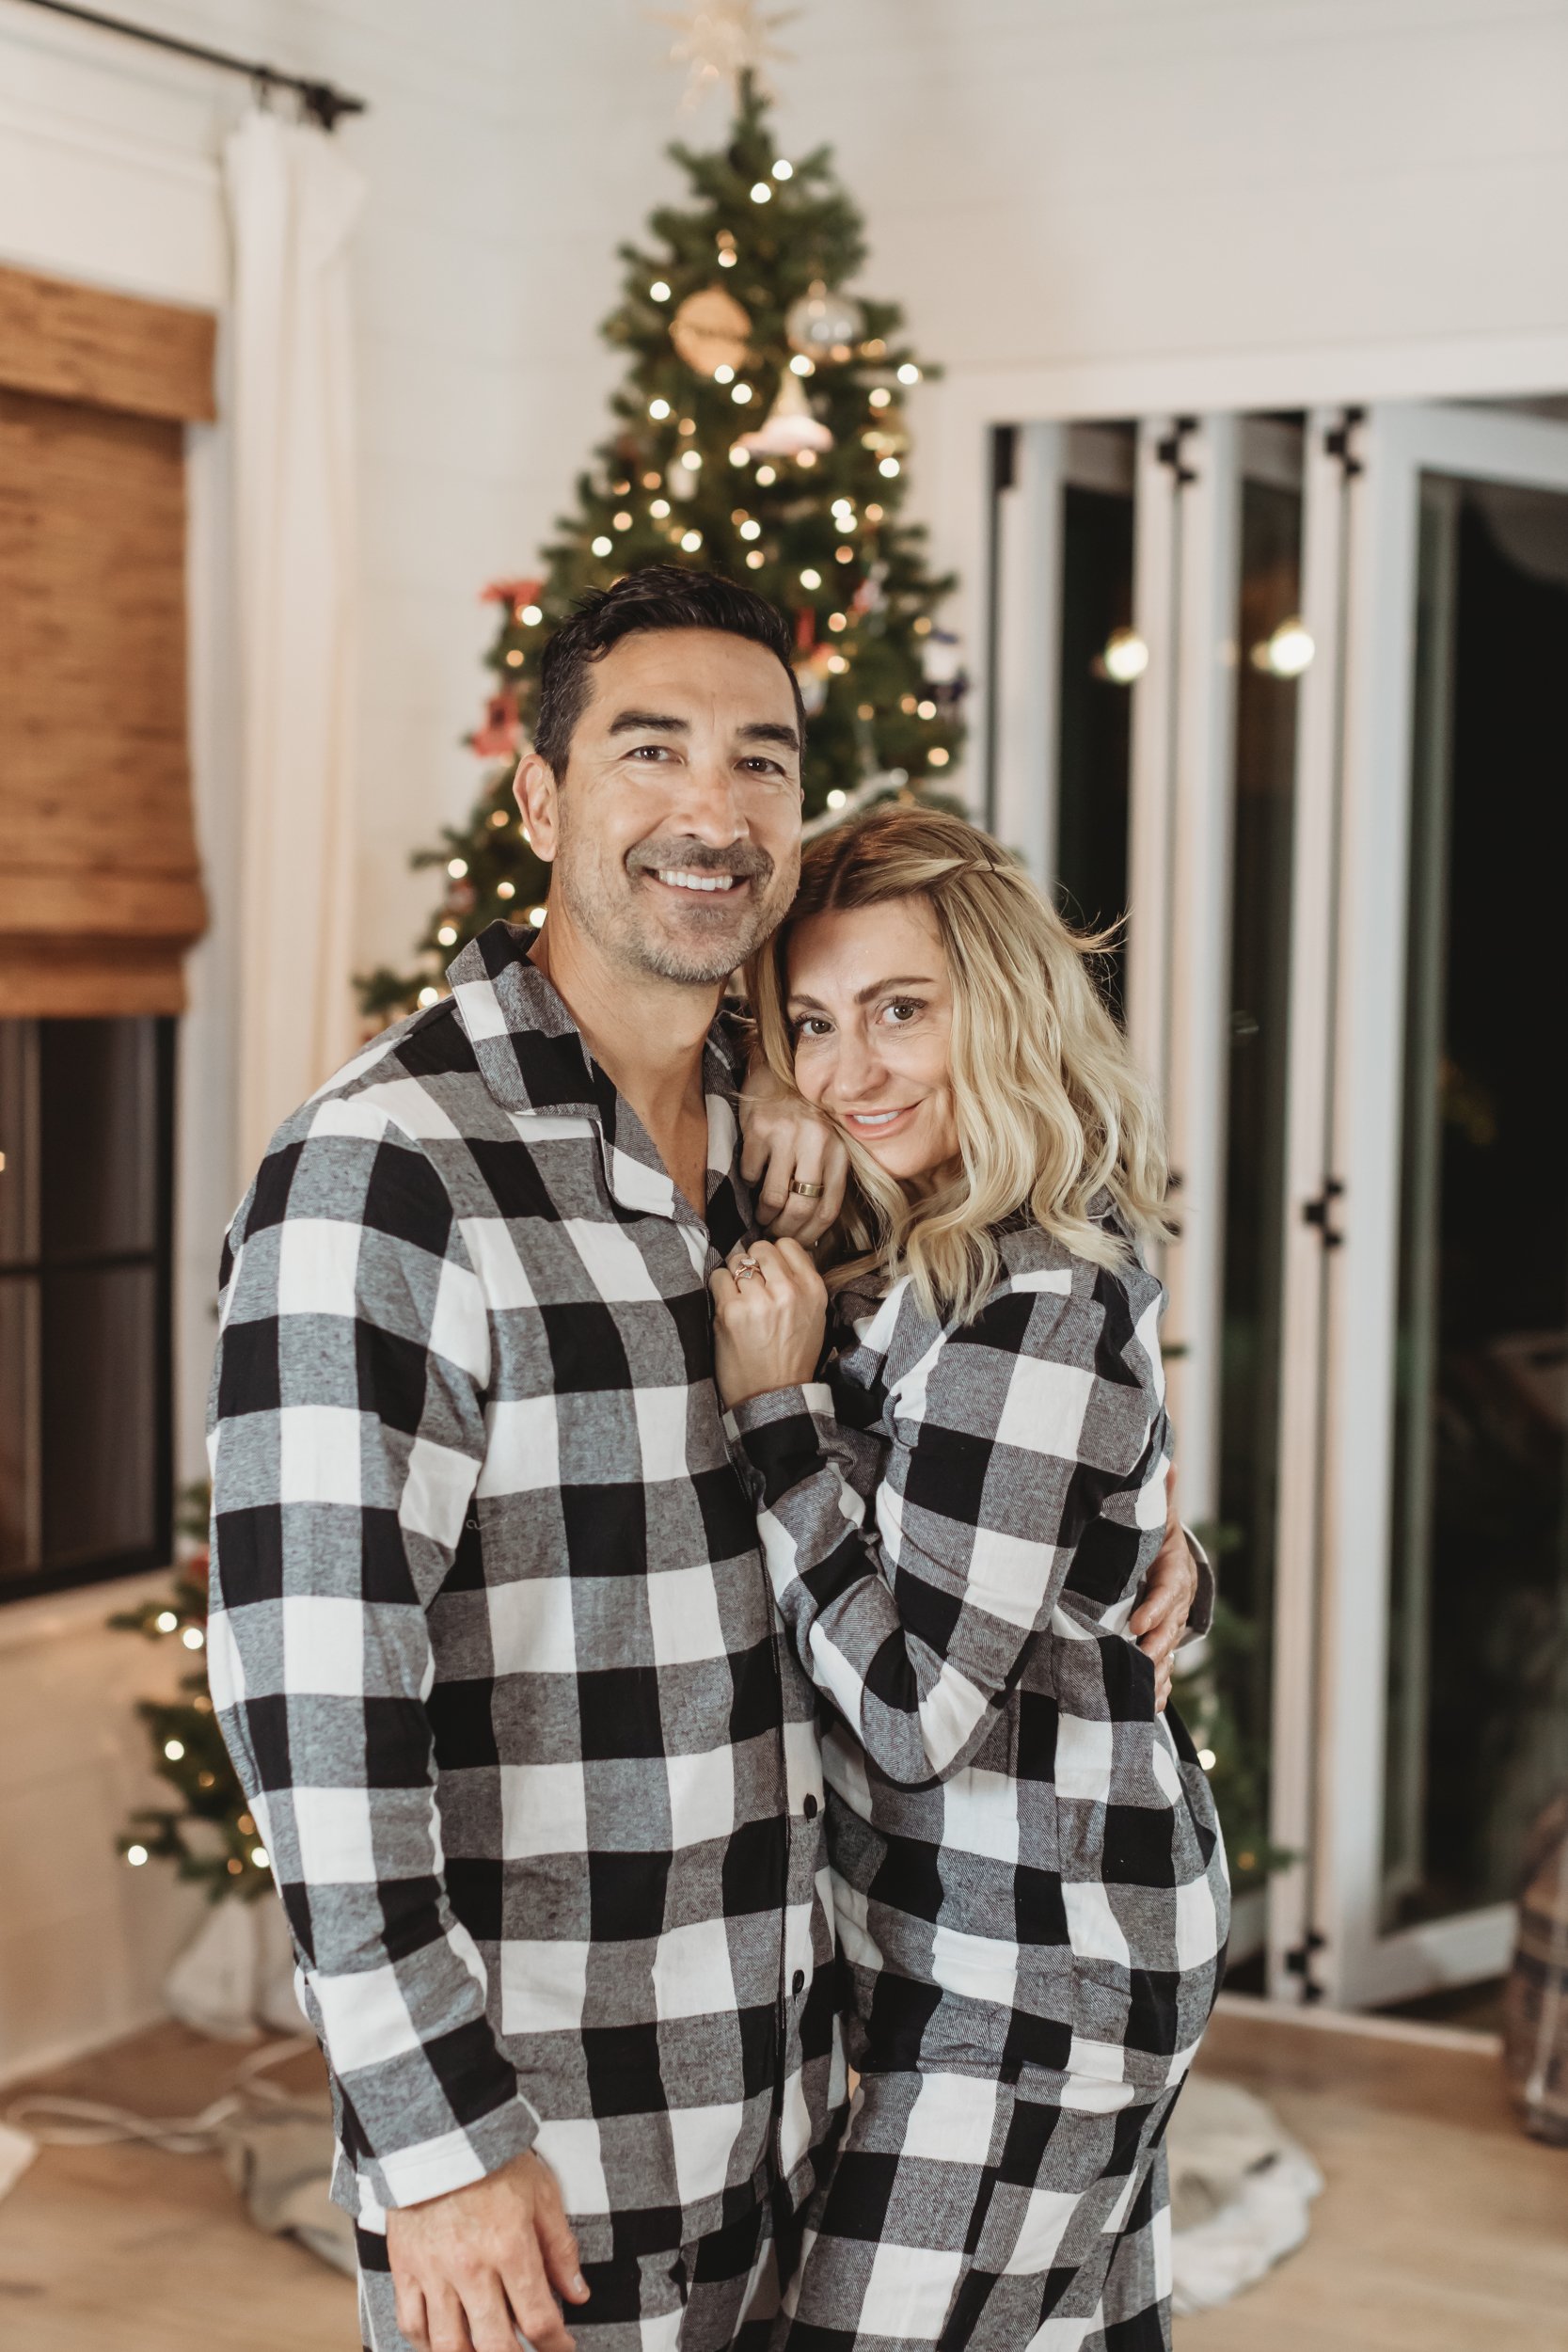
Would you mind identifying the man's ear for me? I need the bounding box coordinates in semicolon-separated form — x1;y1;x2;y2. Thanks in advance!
514;750;560;862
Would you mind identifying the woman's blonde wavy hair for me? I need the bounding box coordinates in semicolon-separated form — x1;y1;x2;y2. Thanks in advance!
746;806;1172;1324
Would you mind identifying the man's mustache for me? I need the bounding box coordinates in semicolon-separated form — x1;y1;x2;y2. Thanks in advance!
626;836;775;884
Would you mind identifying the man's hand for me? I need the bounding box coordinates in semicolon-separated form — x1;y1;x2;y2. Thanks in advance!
1128;1469;1199;1713
386;2149;588;2352
739;1055;849;1245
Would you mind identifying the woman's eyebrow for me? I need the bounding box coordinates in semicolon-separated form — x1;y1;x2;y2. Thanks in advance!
787;974;937;1013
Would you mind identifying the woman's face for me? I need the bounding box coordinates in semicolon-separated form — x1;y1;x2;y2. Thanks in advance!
785;896;960;1190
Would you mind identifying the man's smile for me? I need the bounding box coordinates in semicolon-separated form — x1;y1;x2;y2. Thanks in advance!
650;867;746;894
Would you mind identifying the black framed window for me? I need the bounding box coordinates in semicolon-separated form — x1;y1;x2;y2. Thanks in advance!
0;1017;175;1599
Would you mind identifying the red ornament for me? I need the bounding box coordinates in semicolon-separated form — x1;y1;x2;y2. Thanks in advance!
481;576;544;612
470;690;521;758
795;607;817;652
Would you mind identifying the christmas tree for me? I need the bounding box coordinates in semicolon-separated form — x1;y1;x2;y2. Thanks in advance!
112;1483;271;1901
358;59;962;1020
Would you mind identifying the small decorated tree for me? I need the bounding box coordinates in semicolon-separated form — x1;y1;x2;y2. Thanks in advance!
358;61;962;1021
112;1483;271;1900
1176;1532;1295;1897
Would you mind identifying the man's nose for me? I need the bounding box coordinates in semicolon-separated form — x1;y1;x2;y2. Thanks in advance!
669;753;746;845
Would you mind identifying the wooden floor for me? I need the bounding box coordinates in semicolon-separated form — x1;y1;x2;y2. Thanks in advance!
1178;2002;1568;2351
0;2004;1564;2350
0;2025;355;2352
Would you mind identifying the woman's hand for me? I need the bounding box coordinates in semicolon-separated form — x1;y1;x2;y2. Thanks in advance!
1129;1465;1199;1712
739;1056;849;1246
709;1239;829;1409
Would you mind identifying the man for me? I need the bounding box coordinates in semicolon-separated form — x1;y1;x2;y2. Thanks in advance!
207;568;1199;2352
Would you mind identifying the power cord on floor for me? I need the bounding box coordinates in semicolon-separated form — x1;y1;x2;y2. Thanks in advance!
4;2033;318;2156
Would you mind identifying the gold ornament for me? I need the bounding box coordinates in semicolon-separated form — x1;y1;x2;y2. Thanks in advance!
669;285;752;376
649;2;798;108
739;368;833;458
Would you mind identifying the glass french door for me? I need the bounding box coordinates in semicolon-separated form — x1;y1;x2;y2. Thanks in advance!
990;413;1308;1967
1274;401;1568;2006
988;393;1568;2008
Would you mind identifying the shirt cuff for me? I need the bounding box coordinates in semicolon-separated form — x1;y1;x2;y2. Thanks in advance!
723;1382;835;1508
356;2088;541;2213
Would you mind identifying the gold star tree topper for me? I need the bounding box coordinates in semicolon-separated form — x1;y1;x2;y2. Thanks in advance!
649;2;798;107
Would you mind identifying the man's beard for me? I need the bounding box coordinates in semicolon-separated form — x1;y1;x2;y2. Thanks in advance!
556;823;796;987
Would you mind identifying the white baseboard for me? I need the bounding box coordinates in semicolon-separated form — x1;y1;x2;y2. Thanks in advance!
1212;1989;1503;2058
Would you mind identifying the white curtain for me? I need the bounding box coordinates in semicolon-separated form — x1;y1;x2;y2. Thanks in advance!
225;109;363;1177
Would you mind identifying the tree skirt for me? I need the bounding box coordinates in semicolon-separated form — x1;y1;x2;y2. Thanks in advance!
164;1899;305;2041
1168;2075;1323;2314
0;2121;36;2204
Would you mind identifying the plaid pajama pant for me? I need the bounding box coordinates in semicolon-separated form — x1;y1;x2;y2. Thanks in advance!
357;2200;789;2352
776;2064;1178;2352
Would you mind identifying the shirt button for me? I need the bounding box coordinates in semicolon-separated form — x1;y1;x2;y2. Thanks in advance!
802;1794;818;1820
791;1970;805;1996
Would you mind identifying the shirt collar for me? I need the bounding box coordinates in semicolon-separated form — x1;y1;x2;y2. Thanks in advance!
445;921;745;1231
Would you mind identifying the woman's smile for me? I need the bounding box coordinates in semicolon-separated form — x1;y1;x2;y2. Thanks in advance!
841;1103;918;1135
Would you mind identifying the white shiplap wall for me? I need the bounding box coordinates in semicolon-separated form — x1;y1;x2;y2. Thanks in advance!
0;0;1564;2074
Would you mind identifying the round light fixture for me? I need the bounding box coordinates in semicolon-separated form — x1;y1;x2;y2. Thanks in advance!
1256;617;1316;677
1101;628;1149;685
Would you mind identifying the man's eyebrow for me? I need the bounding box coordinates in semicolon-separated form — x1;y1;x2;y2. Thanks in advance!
787;975;939;1011
738;721;801;755
607;708;689;738
604;712;800;756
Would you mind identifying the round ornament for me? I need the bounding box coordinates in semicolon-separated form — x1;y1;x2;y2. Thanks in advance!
738;369;833;459
669;285;752;376
785;280;864;365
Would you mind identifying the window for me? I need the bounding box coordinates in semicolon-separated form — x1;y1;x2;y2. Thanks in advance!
0;1018;175;1597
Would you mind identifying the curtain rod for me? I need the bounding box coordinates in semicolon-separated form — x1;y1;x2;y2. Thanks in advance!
17;0;367;129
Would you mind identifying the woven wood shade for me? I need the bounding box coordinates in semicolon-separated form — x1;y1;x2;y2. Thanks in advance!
0;267;214;1017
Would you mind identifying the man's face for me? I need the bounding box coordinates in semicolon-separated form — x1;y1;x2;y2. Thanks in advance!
517;628;804;987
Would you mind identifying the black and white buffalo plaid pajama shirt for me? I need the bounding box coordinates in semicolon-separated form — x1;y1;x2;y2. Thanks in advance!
724;1221;1230;2349
206;923;847;2352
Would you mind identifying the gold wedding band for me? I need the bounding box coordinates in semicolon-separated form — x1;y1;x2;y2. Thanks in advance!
734;1258;761;1280
788;1181;826;1200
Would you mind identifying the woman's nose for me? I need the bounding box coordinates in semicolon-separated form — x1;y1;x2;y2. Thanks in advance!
832;1025;884;1101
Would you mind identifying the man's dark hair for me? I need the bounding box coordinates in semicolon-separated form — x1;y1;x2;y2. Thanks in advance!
533;564;807;778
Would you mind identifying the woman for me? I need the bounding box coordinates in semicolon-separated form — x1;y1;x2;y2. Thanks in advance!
712;808;1228;2351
